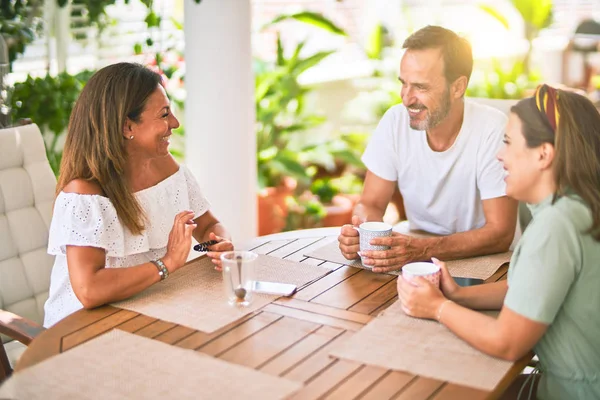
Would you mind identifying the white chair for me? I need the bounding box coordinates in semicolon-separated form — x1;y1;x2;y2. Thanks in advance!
0;123;56;381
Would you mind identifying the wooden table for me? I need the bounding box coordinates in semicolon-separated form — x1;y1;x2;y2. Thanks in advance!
16;228;529;399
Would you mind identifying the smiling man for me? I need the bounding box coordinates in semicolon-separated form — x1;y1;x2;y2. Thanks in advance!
338;25;518;273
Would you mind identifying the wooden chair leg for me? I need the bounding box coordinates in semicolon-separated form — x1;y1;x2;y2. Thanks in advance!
0;341;13;382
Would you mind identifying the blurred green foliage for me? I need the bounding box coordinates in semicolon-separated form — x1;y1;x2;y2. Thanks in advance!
256;12;348;189
0;0;44;68
10;70;94;174
467;59;540;99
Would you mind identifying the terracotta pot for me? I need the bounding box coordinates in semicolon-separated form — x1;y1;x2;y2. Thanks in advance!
321;194;354;227
257;179;296;236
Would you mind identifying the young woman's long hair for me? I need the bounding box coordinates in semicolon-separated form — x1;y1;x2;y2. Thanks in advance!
57;63;162;235
512;85;600;240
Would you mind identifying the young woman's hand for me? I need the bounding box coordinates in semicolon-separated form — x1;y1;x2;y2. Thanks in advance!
205;232;234;271
162;211;197;272
397;275;446;320
432;257;462;301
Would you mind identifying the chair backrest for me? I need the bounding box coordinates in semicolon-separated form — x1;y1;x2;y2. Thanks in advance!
0;124;56;342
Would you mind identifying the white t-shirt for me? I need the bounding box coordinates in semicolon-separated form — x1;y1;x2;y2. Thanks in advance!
43;165;210;327
362;99;507;235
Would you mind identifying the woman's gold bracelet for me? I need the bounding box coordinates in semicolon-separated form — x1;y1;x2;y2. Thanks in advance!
436;299;453;322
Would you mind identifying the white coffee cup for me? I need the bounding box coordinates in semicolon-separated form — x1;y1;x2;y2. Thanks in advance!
354;222;393;265
402;261;441;287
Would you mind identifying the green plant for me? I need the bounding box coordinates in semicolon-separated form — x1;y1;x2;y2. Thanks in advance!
310;178;339;204
10;70;93;174
467;58;540;99
0;0;44;68
256;12;347;189
480;0;553;73
284;192;326;230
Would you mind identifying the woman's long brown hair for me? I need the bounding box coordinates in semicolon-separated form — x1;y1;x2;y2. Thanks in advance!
512;86;600;240
57;63;161;235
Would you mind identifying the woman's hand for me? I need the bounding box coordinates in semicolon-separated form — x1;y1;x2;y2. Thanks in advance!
432;257;462;301
397;274;446;320
162;211;197;273
206;232;234;271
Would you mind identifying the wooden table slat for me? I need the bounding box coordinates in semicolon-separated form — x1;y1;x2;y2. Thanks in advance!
310;270;395;310
115;314;157;333
251;239;295;254
61;309;139;351
217;316;321;369
358;371;416;400
486;264;509;283
17;306;123;369
297;256;327;266
274;298;374;324
349;279;398;315
198;312;282;356
432;383;488;400
283;330;354;383
283;237;336;262
292;265;361;302
258;325;345;376
392;377;445;400
269;237;328;259
370;296;398;316
172;311;262;350
323;365;390;400
290;360;363;400
263;304;366;332
153;325;196;345
133;320;177;339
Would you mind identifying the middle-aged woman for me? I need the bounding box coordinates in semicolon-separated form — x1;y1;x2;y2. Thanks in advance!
43;62;233;327
397;84;600;399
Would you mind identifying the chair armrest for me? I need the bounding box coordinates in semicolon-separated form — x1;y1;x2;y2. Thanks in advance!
0;310;45;346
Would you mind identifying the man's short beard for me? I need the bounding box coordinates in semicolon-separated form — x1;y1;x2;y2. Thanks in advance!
409;86;452;131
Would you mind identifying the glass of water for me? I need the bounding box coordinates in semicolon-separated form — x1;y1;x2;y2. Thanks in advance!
220;251;257;307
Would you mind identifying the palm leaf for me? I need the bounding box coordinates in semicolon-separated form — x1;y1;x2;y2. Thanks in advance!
366;23;384;59
292;51;335;74
266;12;347;36
478;4;510;30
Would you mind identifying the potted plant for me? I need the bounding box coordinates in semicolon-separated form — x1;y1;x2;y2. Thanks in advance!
255;12;347;235
310;177;353;227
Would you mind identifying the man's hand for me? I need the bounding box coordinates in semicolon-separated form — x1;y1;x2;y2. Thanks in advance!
360;233;437;273
338;215;362;260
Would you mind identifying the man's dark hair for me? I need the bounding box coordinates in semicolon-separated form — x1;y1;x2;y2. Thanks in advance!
402;25;473;84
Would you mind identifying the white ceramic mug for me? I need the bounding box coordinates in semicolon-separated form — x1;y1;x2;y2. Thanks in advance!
354;222;393;265
402;261;441;287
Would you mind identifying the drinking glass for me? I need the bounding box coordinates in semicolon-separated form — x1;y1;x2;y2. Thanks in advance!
220;251;257;306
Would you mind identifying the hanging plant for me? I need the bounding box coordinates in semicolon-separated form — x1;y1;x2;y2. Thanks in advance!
0;0;44;68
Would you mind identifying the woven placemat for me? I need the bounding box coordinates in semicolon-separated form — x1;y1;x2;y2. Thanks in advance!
113;255;330;333
304;240;511;280
329;301;513;391
0;329;301;400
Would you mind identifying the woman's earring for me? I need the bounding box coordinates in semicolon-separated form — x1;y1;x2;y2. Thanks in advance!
129;135;134;140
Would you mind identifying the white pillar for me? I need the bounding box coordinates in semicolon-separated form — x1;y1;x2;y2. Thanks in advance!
55;1;71;73
183;0;256;245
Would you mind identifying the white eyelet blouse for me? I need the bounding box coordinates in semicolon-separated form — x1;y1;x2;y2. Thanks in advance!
43;165;210;327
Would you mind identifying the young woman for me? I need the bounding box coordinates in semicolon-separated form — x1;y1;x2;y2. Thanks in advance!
44;63;233;327
397;84;600;399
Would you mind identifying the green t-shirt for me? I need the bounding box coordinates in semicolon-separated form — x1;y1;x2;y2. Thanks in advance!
504;194;600;400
